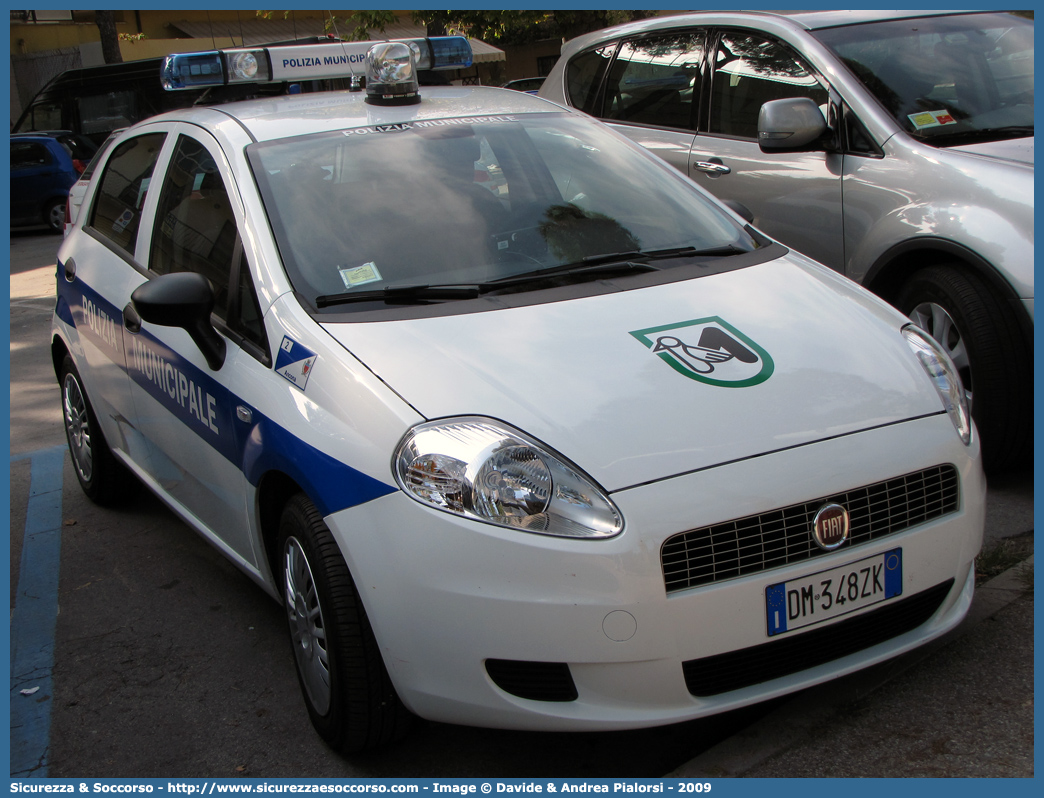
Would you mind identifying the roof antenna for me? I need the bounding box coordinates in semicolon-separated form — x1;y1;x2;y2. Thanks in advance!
206;10;216;50
327;10;362;88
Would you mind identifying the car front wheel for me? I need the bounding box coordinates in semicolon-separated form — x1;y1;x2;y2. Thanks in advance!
899;264;1031;473
279;493;413;753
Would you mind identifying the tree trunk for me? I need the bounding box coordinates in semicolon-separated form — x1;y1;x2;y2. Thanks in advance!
95;10;123;64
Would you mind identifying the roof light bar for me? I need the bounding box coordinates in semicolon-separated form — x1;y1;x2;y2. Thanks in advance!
161;36;473;91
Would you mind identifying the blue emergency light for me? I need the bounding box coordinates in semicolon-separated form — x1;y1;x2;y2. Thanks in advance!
161;36;473;91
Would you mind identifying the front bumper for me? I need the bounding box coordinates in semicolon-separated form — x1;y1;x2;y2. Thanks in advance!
327;414;985;730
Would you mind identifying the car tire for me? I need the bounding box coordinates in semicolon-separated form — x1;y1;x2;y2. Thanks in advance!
44;198;66;234
279;493;413;753
899;264;1031;473
59;354;134;505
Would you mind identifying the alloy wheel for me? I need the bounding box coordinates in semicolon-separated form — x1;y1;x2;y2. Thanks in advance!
62;373;94;483
284;536;332;715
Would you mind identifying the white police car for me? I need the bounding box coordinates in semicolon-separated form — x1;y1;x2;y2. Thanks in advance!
52;37;985;753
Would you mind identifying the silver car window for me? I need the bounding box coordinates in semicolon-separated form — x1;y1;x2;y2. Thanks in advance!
603;33;705;129
709;33;829;139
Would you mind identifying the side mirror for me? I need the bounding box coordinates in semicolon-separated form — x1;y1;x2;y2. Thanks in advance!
758;98;828;152
722;199;754;224
131;272;226;370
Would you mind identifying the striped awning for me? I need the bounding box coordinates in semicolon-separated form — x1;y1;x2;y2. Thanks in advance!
166;17;505;63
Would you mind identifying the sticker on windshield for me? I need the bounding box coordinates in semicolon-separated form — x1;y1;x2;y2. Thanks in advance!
275;336;317;391
339;262;382;289
908;110;957;130
630;317;774;387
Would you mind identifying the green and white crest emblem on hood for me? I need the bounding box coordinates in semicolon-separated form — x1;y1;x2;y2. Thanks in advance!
630;317;774;387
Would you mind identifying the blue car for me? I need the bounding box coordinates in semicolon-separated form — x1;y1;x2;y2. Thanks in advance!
10;131;96;233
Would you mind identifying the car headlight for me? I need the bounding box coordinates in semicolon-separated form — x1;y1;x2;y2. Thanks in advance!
394;418;623;539
902;325;972;445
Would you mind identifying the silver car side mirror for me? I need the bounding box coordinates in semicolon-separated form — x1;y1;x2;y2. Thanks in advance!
758;98;828;151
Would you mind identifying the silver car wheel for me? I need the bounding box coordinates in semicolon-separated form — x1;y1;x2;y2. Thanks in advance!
284;536;332;716
62;372;94;483
909;300;973;411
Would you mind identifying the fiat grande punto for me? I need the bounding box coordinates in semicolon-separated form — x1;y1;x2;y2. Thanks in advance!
52;37;985;753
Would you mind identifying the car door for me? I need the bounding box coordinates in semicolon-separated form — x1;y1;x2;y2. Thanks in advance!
689;30;845;270
62;129;170;471
598;31;706;174
124;126;272;569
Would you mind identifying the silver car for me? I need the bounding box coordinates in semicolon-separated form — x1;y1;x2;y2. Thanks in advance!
540;9;1033;473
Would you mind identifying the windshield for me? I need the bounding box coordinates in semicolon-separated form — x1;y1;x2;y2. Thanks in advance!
248;112;760;312
813;12;1033;145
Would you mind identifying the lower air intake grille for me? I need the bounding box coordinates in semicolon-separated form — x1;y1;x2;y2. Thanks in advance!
485;659;578;702
663;464;959;593
682;579;954;696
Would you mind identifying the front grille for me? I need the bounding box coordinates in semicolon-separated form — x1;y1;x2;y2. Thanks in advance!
683;579;954;696
485;659;578;702
662;465;959;593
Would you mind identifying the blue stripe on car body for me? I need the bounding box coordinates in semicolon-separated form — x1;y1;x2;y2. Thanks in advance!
56;264;398;516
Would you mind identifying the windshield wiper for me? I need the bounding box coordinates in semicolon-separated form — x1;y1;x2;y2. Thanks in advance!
580;244;746;265
315;284;481;308
491;258;660;284
314;245;749;308
314;262;655;308
490;244;747;287
926;125;1034;146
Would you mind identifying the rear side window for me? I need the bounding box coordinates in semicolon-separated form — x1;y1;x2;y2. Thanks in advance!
708;33;828;139
604;33;705;129
88;132;166;256
11;141;53;169
566;45;616;115
79;131;123;182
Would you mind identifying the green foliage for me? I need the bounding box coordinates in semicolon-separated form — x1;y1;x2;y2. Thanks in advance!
250;10;658;46
411;10;657;45
343;10;398;42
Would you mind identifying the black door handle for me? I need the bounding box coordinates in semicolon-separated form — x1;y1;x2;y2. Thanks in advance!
122;303;141;333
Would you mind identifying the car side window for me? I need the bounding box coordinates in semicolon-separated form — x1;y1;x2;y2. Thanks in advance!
709;32;828;139
150;135;237;319
88;132;166;255
150;134;269;357
604;33;705;129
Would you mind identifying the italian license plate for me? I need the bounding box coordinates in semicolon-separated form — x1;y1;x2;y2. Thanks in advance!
765;548;903;636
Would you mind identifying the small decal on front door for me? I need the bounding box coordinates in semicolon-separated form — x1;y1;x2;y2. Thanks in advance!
275;336;317;391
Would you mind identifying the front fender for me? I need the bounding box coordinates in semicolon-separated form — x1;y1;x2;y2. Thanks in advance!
241;415;398;518
850;203;1033;307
